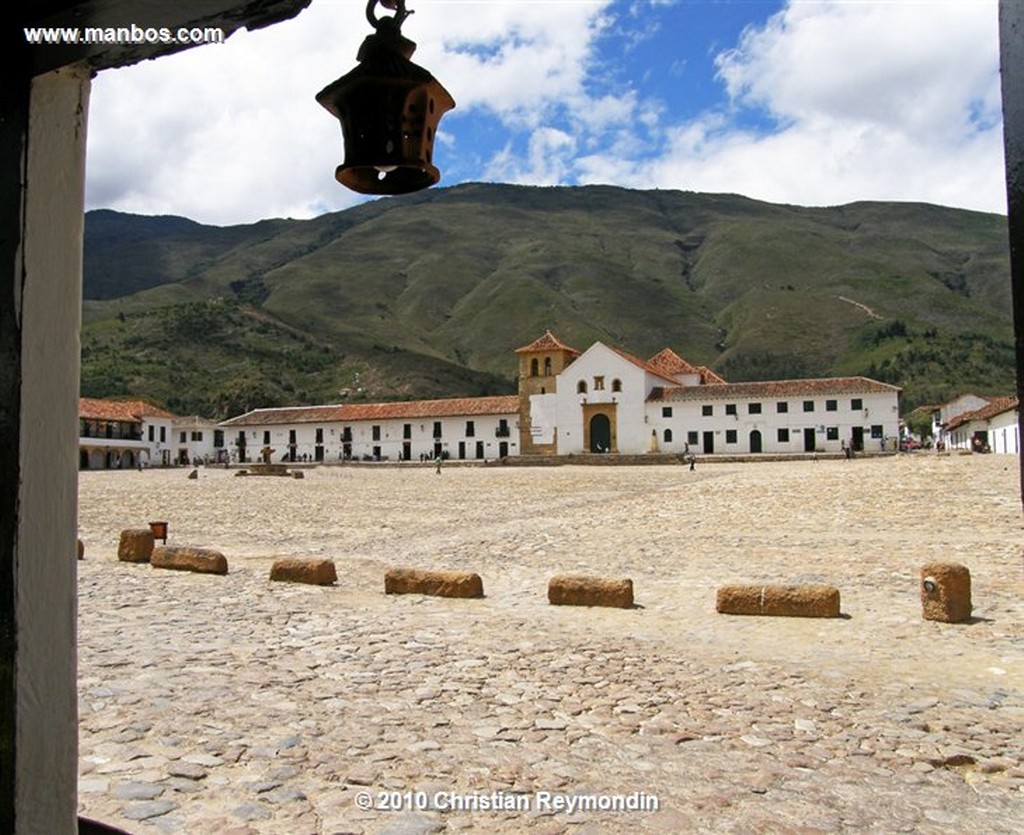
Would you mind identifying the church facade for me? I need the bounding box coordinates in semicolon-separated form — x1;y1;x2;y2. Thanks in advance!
218;331;901;462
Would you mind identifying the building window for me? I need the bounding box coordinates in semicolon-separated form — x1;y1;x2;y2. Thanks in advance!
466;420;475;437
544;357;552;375
871;424;884;438
726;429;737;444
263;431;271;445
826;426;839;440
662;406;673;418
497;419;510;438
179;431;187;443
725;404;737;416
612;379;622;393
577;380;588;394
316;428;324;443
402;424;411;439
803;400;815;412
214;430;224;448
160;426;166;443
530;358;539;376
851;398;863;410
372;425;381;441
191;431;203;442
826;399;838;412
594;376;605;390
777;402;789;413
433;421;442;438
748;403;762;415
687;431;699;445
702;405;713;417
664;429;673;443
778;428;790;442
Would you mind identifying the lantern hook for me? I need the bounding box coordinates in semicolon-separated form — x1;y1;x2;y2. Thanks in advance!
367;0;412;31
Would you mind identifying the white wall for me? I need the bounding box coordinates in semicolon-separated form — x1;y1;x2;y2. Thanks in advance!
990;409;1020;454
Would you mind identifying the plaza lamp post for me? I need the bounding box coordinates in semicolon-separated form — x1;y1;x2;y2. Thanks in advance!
316;0;455;195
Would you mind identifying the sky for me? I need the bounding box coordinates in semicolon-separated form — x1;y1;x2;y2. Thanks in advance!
84;0;1006;226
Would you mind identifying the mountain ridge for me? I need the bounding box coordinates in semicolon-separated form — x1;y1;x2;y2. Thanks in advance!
81;183;1014;418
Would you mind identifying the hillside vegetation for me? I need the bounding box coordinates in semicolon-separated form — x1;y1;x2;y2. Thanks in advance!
82;184;1014;418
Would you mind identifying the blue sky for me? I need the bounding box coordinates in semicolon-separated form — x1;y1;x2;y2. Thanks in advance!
85;0;1004;226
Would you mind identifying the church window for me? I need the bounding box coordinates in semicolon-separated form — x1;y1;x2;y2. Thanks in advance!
530;358;539;376
612;378;622;392
594;376;605;390
577;380;588;394
544;357;552;375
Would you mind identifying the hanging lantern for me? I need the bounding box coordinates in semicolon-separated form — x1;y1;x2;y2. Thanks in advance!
316;0;456;196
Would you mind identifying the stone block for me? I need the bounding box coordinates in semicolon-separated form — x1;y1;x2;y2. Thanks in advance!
921;562;972;623
716;584;840;618
548;574;634;609
384;568;484;599
151;546;228;575
77;538;84;560
269;558;337;586
118;529;155;563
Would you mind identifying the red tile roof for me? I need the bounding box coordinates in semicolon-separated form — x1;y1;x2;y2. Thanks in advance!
79;397;176;421
515;330;580;357
647;376;899;402
648;348;700;376
697;366;727;385
220;395;520;427
605;345;682;386
945;395;1018;430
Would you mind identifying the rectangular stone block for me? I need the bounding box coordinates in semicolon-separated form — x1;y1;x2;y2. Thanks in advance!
384;568;484;599
269;558;337;586
548;575;634;609
716;584;840;618
921;562;972;623
118;528;155;563
151;546;228;575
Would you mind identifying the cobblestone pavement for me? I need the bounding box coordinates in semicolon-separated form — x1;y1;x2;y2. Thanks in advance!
77;454;1023;833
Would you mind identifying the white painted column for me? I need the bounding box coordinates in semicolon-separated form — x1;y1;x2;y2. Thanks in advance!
16;65;90;834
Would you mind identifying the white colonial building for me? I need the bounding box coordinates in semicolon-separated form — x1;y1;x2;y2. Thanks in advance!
79;397;177;469
942;395;1019;454
516;332;901;456
219;332;901;461
172;415;226;465
219;396;519;463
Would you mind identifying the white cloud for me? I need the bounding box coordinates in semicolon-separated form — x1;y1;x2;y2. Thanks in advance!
628;0;1007;213
84;0;1008;224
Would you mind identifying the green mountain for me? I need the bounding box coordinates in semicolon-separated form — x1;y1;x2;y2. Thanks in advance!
81;183;1014;418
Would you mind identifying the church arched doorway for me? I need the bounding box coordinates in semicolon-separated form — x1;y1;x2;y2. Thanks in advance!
590;413;611;453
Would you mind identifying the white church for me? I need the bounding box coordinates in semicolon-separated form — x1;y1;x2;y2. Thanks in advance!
218;331;901;462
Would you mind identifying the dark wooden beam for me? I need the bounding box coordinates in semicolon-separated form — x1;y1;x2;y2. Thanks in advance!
999;0;1024;508
22;0;311;75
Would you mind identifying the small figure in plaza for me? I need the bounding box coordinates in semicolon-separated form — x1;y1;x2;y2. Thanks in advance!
260;446;275;464
435;454;443;474
687;452;696;471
